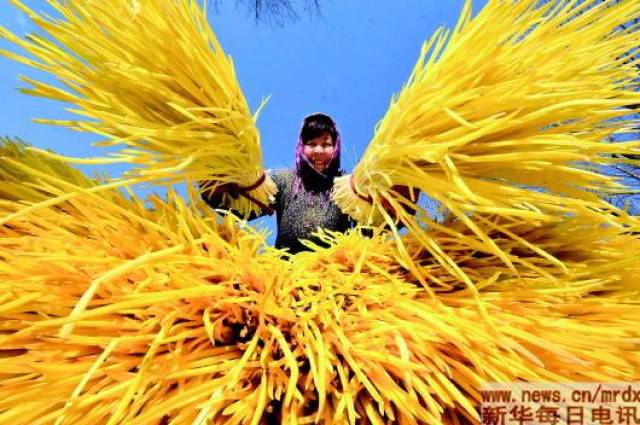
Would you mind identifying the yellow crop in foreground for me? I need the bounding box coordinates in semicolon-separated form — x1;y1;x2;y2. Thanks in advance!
1;142;639;424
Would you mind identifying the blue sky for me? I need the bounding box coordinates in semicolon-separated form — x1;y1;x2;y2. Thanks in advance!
0;0;487;243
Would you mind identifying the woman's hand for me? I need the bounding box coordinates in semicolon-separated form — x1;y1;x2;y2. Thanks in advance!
382;185;420;223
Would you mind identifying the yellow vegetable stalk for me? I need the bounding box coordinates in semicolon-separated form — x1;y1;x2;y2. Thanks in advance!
333;0;640;281
0;0;276;218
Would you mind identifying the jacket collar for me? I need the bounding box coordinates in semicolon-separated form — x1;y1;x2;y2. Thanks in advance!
298;155;338;192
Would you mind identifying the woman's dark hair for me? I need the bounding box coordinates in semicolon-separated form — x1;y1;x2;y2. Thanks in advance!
300;113;339;144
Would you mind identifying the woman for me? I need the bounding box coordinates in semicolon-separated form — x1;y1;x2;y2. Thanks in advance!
202;113;353;254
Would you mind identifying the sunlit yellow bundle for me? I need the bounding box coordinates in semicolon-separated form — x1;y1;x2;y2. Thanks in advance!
1;142;640;425
400;213;640;292
333;0;640;276
0;0;276;218
0;138;143;232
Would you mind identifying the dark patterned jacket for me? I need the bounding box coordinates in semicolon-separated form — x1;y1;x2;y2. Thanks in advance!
201;164;353;254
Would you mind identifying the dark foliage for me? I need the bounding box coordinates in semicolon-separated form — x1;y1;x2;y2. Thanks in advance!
210;0;323;25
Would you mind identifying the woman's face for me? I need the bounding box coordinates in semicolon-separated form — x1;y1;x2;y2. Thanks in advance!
303;131;335;173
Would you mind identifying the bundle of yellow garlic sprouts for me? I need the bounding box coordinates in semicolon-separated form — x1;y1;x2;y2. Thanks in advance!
0;0;276;218
0;137;138;227
333;0;640;281
1;141;640;424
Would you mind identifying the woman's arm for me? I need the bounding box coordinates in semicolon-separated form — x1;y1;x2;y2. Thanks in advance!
199;170;284;221
199;180;273;221
355;186;420;236
384;185;420;229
